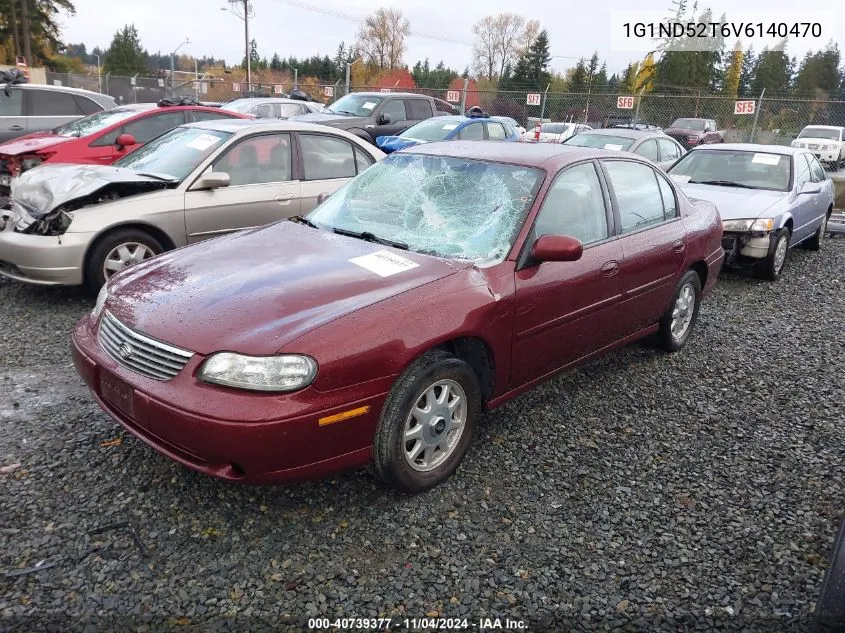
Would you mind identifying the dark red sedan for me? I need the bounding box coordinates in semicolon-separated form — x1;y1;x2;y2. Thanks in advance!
71;142;724;492
0;103;246;193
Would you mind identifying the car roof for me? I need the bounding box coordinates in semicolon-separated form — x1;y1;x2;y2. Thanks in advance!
800;125;844;130
693;143;800;156
224;97;309;104
2;82;113;98
578;128;660;139
183;119;373;136
402;140;642;170
341;92;426;98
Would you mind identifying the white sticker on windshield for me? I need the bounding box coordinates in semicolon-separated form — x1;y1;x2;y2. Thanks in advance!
442;124;458;130
603;143;624;151
187;133;220;151
362;102;376;110
350;250;419;277
670;174;691;184
752;153;781;165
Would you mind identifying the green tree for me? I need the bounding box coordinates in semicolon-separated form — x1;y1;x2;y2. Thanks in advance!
102;24;146;75
0;0;77;65
793;44;841;97
568;57;589;92
738;46;756;96
721;41;743;97
750;41;791;95
270;53;282;71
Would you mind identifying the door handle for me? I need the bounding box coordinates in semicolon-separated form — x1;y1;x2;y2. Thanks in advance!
672;239;686;253
275;193;294;205
600;260;619;277
9;125;24;131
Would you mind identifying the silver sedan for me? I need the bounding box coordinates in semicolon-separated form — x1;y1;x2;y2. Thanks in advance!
0;119;384;291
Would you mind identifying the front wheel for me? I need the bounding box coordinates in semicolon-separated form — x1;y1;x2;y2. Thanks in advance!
373;350;480;493
85;228;164;294
754;228;790;281
657;270;702;352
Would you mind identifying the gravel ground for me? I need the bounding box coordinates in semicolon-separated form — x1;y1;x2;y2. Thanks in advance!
2;240;844;632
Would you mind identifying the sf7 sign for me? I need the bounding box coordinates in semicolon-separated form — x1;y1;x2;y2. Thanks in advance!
526;93;541;106
617;95;635;109
734;100;756;115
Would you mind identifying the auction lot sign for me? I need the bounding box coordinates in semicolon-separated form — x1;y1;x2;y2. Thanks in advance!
734;100;756;115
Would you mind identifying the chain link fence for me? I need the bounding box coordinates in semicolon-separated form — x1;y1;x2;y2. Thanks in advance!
38;71;845;146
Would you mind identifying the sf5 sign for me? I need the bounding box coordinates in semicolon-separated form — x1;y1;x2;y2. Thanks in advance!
734;100;756;115
616;95;635;109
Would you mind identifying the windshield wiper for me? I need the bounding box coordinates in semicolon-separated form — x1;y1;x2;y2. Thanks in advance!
289;215;318;228
332;227;409;250
329;109;356;116
689;180;761;189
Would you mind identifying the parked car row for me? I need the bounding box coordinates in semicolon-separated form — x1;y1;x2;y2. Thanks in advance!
0;86;837;495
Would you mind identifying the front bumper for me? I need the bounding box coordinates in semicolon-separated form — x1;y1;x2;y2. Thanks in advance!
722;231;774;266
0;230;93;285
71;316;389;484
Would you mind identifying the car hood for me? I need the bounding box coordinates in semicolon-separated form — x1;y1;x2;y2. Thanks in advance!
10;163;170;213
376;135;421;153
677;182;787;220
105;221;469;356
289;112;366;127
0;133;75;157
665;127;700;135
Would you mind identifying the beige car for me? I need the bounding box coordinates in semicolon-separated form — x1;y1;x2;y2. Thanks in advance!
0;119;384;291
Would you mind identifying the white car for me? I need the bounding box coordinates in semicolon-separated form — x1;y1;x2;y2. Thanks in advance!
521;122;592;143
791;125;844;168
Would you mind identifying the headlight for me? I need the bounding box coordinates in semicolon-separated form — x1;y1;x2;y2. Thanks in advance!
199;352;318;392
92;283;109;320
20;156;43;171
722;218;774;232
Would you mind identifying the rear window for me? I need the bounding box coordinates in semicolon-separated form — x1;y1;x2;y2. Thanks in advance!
73;95;101;115
563;133;635;151
0;88;23;116
406;98;433;119
55;107;144;137
401;118;463;142
541;123;572;135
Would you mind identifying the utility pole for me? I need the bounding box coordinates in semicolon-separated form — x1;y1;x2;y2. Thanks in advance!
20;0;32;64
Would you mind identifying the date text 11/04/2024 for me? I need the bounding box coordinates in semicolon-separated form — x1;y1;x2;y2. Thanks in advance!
307;617;528;630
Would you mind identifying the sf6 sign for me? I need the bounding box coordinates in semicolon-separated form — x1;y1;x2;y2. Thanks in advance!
734;100;756;115
616;95;635;109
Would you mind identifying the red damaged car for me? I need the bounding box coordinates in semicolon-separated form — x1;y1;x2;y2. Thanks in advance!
71;142;724;492
0;102;246;195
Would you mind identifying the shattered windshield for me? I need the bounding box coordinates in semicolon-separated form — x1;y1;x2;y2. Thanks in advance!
114;126;231;181
53;107;146;138
307;153;543;263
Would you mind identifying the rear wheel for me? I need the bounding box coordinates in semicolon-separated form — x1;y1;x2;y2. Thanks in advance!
657;270;702;352
754;228;790;281
85;228;164;294
373;350;480;493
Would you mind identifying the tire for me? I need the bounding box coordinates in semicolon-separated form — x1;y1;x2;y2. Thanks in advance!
806;211;831;251
657;270;702;352
754;228;790;281
373;350;481;493
85;228;164;294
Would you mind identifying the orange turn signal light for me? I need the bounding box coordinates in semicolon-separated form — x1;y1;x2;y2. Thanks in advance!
318;405;371;427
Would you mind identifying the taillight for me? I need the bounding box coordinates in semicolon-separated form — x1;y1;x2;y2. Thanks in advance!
20;152;54;172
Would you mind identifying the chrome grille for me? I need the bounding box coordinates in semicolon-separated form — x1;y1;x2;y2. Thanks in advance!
808;143;819;150
97;310;193;380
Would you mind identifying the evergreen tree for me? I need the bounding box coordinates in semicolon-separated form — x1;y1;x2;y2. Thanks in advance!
102;24;146;75
738;46;756;96
793;44;841;97
750;41;791;95
270;53;282;71
720;41;743;97
568;57;588;92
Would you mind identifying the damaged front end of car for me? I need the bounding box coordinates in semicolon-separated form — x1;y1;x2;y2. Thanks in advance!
2;166;173;236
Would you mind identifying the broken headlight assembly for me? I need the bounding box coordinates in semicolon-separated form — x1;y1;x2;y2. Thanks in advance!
18;207;74;236
722;218;774;235
20;156;45;171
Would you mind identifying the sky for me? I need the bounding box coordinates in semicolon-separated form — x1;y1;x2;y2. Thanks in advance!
59;0;843;77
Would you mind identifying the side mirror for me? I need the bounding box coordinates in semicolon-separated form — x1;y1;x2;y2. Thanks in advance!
531;234;583;263
115;133;136;150
317;192;331;204
378;113;392;125
799;181;822;195
192;171;230;191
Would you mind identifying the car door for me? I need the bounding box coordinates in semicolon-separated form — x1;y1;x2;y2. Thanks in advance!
634;138;659;164
27;88;85;134
808;153;835;212
792;153;817;242
457;121;485;140
297;132;373;211
656;137;684;171
370;98;408;139
405;98;433;127
511;161;623;386
485;121;507;142
601;158;687;335
0;87;26;141
184;132;300;243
